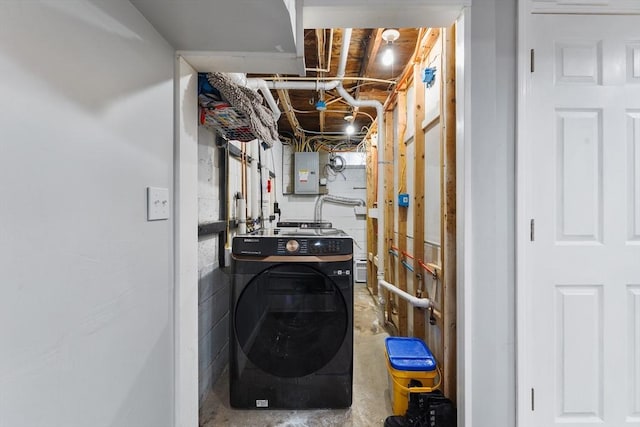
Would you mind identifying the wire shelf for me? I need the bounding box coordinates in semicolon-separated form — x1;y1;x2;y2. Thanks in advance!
199;103;257;143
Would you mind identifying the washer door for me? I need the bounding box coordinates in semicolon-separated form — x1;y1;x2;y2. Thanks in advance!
234;263;348;378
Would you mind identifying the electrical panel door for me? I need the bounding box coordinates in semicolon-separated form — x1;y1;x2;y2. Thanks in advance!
294;152;319;194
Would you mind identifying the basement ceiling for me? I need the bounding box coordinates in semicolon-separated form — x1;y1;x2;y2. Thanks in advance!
251;27;423;140
131;0;468;145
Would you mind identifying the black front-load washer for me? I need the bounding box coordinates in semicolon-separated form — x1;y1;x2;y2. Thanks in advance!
230;227;353;409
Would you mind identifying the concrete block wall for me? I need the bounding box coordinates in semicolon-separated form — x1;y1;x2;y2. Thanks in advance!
197;126;230;401
198;268;229;402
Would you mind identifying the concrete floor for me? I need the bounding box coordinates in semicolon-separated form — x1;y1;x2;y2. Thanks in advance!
200;283;393;427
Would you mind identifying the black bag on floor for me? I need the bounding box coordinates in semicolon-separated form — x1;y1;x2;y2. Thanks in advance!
422;391;456;427
384;381;456;427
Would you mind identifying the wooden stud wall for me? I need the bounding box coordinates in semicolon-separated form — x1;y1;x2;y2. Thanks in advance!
384;110;395;322
366;139;378;295
364;26;456;402
412;63;426;340
441;24;457;402
396;90;409;336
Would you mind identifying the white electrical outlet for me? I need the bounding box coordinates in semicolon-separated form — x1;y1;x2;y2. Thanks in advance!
147;187;170;221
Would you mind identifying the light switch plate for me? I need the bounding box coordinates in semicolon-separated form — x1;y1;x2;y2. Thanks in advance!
147;187;170;221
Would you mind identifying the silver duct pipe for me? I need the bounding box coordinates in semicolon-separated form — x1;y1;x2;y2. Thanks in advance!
314;194;365;222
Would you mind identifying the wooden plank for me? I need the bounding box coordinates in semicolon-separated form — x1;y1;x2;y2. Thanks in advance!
354;29;382;122
366;140;379;295
441;24;457;402
412;61;426;340
396;90;409;336
384;109;395;322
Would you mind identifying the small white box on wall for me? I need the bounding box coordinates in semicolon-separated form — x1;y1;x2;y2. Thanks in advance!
147;187;170;221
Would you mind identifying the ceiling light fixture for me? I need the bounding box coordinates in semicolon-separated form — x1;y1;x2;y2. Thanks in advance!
381;29;400;67
345;124;355;135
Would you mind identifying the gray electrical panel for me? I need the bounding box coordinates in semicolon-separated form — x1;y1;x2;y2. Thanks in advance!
294;152;319;194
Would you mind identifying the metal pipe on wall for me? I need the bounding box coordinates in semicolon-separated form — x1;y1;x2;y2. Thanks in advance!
250;143;259;225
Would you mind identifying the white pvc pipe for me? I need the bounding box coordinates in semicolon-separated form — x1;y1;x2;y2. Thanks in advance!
264;80;340;92
379;279;432;309
226;73;281;122
262;28;349;93
245;78;282;121
333;29;386;287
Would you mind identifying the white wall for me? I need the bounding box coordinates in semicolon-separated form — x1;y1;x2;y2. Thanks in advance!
466;0;517;425
176;57;199;427
0;2;175;426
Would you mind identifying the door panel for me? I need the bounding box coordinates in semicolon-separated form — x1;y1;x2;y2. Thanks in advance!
526;14;640;426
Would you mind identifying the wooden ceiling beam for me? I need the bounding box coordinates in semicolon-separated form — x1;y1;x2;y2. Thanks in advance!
353;29;383;122
363;29;385;80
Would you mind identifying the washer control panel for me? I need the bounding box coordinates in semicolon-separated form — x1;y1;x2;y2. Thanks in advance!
277;238;347;255
233;236;352;256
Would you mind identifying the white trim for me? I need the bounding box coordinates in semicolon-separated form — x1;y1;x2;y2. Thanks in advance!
516;2;535;426
456;8;472;427
174;55;199;427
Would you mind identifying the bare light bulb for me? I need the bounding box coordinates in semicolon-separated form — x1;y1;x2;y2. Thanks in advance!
382;46;394;66
346;124;355;135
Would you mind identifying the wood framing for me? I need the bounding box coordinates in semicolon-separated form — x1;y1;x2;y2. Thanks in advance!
384;109;395;322
412;61;426;340
366;139;378;295
396;90;409;336
361;29;456;403
441;24;457;402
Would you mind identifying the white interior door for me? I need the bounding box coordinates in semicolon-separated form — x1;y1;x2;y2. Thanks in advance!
525;14;640;427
